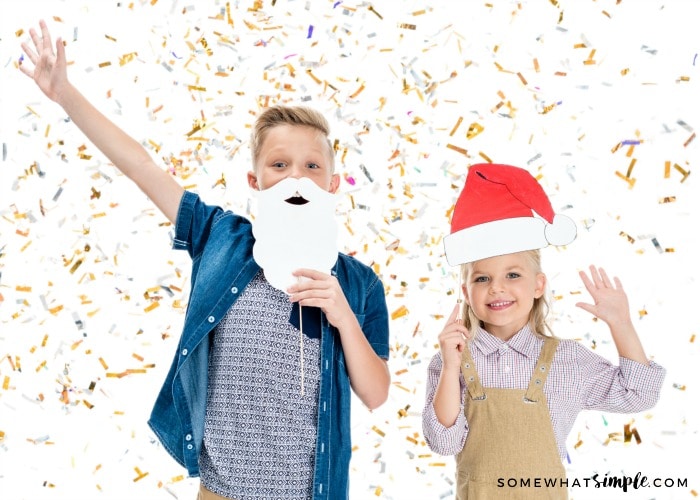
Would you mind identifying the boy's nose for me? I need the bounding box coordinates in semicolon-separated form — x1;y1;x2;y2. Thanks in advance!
288;165;304;178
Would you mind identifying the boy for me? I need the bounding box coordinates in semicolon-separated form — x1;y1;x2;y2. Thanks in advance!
20;20;390;500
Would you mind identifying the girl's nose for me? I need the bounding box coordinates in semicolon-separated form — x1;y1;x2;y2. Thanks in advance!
489;279;504;293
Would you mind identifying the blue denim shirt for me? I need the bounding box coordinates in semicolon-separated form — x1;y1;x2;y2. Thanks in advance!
148;191;390;499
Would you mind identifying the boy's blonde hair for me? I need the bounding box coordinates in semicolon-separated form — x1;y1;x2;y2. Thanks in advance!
250;105;335;172
460;249;554;338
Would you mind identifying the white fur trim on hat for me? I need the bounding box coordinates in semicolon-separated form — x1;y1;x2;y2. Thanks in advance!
444;217;549;266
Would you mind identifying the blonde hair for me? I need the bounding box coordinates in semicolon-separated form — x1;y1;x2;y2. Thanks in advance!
459;249;554;339
250;105;335;172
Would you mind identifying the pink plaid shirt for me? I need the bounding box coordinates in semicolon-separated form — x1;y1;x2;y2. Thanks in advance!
422;325;666;461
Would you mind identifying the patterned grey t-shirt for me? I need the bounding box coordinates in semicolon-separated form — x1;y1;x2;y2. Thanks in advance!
199;270;321;499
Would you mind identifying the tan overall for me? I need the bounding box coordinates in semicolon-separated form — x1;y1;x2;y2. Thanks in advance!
455;337;568;500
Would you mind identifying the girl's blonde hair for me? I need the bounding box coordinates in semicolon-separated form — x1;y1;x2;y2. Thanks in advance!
459;249;554;338
250;105;335;172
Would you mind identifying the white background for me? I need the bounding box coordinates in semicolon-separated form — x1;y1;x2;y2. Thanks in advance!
0;1;698;499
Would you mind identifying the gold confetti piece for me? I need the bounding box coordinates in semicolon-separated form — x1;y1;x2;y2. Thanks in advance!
446;143;467;156
69;259;83;274
391;305;408;320
672;383;686;391
374;487;382;496
478;151;493;163
614;171;636;188
119;52;138;66
16;285;32;292
618;231;635;244
371;426;385;437
104;34;117;42
691;334;696;343
428;462;446;467
397;23;416;30
98;61;112;68
144;301;160;312
48;305;64;315
623;423;641;444
133;467;149;482
466;122;484;139
673;163;691;182
2;376;9;390
659;196;676;204
98;358;108;370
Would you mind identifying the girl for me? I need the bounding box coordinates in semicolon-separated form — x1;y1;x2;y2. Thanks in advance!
422;163;666;499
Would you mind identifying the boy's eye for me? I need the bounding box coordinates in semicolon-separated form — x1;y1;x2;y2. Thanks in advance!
307;162;320;169
272;162;286;168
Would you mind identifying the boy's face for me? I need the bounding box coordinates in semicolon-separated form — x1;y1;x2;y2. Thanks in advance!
463;251;546;340
248;124;339;193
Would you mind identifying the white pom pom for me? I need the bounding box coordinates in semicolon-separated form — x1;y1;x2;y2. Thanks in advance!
545;214;577;246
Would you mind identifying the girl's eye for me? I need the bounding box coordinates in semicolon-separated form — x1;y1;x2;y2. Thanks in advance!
474;276;489;283
506;272;521;279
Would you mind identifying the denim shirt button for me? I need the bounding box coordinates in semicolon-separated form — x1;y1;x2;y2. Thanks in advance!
231;286;238;294
185;434;192;441
181;348;188;356
186;444;193;450
207;316;215;323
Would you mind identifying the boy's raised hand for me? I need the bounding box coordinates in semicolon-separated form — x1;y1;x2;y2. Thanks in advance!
575;265;632;328
20;20;68;102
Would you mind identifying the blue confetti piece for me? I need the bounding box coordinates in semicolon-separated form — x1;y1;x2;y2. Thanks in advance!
307;25;314;39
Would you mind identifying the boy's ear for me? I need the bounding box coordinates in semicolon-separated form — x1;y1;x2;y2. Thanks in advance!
534;272;546;299
247;171;260;190
329;173;340;194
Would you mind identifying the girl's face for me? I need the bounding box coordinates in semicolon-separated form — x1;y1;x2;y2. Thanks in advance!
463;251;546;341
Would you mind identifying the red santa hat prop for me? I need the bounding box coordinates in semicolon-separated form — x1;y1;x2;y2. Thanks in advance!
444;163;577;266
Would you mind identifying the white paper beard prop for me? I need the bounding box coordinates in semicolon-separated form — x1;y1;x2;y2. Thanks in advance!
252;177;339;292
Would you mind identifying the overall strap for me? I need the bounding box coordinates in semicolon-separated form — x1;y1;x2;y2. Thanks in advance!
460;342;486;400
524;337;559;403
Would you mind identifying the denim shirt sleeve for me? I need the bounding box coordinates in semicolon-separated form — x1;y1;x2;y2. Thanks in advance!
172;190;224;258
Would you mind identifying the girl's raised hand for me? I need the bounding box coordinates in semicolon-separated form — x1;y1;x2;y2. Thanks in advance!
437;303;471;373
19;20;69;102
575;265;633;328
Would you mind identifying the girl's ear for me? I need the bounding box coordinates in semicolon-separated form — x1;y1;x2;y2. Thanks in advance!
534;272;546;299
